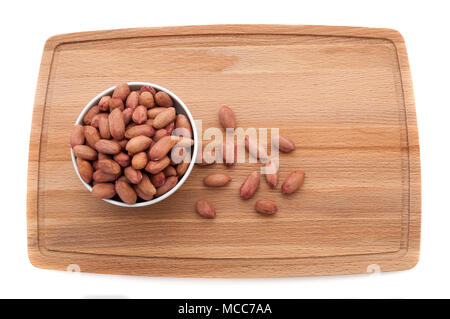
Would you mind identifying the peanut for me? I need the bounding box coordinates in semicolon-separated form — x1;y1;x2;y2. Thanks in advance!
145;156;171;174
139;91;155;108
281;170;305;195
98;96;111;111
92;183;116;199
176;162;190;176
150;172;166;188
154;91;173;107
272;135;296;153
131;152;148;170
98;114;111;139
109;97;124;111
153;107;176;129
73;145;97;161
147;107;167;119
93;169;120;183
108;108;125;141
218;106;236;129
140;85;156;96
175;114;192;138
155;176;178;197
70;124;85;147
94;139;121;155
149;136;181;161
113;152;131;167
132;105;147;124
124;166;143;184
125;124;155;139
196;200;215;218
264;160;278;188
126;135;152;154
115;180;137;204
240;171;260;200
255;200;278;215
122;107;133;125
83;105;100;125
203;174;231;187
112;83;130;101
97;159;121;175
135;174;156;200
163;165;177;177
77;158;93;184
125;91;139;109
84;125;100;149
153;129;169;142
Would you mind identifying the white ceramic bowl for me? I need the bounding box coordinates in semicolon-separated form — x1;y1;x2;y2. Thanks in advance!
71;82;198;207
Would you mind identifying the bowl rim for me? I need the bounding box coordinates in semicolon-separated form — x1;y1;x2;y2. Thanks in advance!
71;82;198;207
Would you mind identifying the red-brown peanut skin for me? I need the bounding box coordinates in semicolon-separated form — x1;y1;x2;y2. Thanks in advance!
203;174;232;187
140;85;156;96
273;135;296;153
139;91;155;108
281;170;305;195
155;176;178;197
113;152;131;168
97;159;121;175
264;160;278;189
175;114;192;138
223;140;235;167
98;96;111;111
255;200;278;215
77;159;93;184
93;170;120;183
126;91;139;109
150;172;166;188
73;145;98;161
176;162;190;177
153;129;169;142
196;200;216;219
132;105;148;124
98;114;111;139
145;156;171;174
124;166;143;184
122;108;133;125
108;108;125;141
149;136;180;161
125;124;155;139
94;139;122;155
83;105;100;125
135;174;156;199
84;126;100;149
115;180;137;204
131;152;148;170
163;165;177;177
126;136;153;154
112;83;130;101
240;171;260;200
154;91;173;107
70;125;85;148
218;106;236;129
109;97;124;111
91;183;116;199
147;107;167;119
152;108;176;129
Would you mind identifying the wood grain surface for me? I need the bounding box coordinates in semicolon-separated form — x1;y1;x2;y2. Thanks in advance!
27;25;421;277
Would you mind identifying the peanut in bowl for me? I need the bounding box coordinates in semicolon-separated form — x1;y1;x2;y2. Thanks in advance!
70;82;198;207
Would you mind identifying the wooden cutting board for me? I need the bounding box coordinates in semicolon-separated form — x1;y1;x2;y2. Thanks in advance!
27;25;421;277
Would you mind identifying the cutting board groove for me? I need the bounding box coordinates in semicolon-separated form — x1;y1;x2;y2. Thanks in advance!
27;25;420;277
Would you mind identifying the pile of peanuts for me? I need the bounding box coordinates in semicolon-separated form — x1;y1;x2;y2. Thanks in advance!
195;106;305;218
70;83;193;204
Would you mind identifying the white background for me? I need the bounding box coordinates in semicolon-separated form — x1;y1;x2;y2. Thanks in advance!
1;0;449;298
